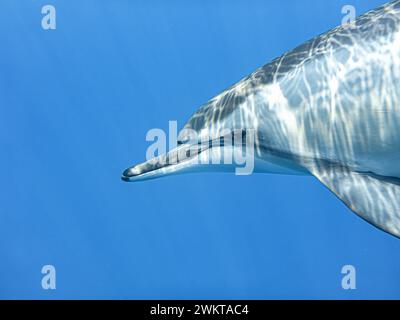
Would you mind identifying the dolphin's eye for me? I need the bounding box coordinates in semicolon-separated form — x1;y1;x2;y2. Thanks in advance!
178;137;192;145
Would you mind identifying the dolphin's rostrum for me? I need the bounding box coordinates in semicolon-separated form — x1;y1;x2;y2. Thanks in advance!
123;0;400;239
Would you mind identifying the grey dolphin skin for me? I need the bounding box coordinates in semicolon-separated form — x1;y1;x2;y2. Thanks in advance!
123;0;400;238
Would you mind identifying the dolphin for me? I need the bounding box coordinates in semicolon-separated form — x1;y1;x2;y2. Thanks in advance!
122;0;400;238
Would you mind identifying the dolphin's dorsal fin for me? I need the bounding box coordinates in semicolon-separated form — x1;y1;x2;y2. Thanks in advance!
309;164;400;238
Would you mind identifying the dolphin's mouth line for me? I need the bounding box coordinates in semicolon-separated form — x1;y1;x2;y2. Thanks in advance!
121;139;216;181
121;133;251;182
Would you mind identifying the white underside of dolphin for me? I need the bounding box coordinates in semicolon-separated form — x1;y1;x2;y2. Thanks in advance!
123;0;400;239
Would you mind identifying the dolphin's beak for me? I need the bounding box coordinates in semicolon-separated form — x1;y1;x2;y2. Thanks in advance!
122;130;256;182
121;142;211;182
121;134;252;182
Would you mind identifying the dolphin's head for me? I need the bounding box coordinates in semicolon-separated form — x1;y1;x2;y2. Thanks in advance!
122;88;258;182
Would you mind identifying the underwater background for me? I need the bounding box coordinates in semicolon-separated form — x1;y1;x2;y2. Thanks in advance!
1;0;399;299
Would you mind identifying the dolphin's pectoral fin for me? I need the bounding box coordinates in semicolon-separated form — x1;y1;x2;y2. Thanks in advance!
309;164;400;238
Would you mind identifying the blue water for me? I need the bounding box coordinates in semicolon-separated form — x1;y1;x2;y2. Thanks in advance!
1;0;399;299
